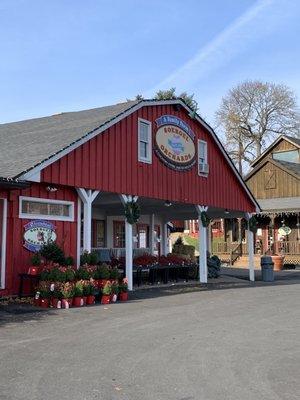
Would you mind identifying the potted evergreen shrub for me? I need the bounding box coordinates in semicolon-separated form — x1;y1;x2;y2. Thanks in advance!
84;280;97;305
73;281;84;307
97;264;111;288
110;267;120;282
110;282;119;302
118;278;128;301
101;281;112;304
60;282;75;308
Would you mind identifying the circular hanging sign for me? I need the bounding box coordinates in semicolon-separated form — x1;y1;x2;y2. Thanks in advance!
278;226;291;236
23;220;57;253
154;115;196;171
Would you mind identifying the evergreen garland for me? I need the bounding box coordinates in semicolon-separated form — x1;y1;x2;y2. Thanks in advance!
124;200;140;224
248;215;258;233
200;211;211;227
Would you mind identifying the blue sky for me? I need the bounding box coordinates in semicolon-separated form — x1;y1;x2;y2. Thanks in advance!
0;0;299;126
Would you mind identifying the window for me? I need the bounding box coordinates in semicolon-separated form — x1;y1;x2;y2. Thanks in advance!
92;220;106;248
19;196;74;221
113;221;125;248
198;140;209;176
138;118;152;163
272;150;300;163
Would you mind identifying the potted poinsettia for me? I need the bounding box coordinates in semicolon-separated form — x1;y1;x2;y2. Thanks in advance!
101;281;112;304
118;278;128;301
37;282;51;308
50;282;62;308
60;282;74;308
73;280;84;307
83;279;97;305
97;264;111;288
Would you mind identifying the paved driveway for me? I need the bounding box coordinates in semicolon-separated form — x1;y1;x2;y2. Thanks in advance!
1;279;300;400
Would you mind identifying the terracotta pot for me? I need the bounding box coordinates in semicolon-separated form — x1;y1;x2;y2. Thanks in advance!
40;298;49;308
62;298;73;309
86;295;95;305
101;295;110;304
272;255;284;271
119;292;128;301
82;296;87;306
73;297;84;307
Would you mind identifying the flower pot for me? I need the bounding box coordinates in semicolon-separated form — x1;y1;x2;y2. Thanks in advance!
101;295;110;304
40;298;49;308
73;297;84;307
272;255;284;271
86;295;95;305
110;294;117;303
62;298;73;309
82;296;87;306
51;298;61;308
34;297;40;307
119;292;128;301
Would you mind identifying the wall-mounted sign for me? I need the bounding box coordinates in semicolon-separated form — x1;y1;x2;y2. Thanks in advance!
278;226;291;236
155;115;196;171
23;220;57;253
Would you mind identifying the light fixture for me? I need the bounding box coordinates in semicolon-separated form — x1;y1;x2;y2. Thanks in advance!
164;200;172;207
224;209;230;215
46;185;58;192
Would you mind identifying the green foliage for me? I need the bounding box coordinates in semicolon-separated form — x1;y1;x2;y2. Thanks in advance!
65;268;75;282
249;216;258;234
80;251;98;266
31;253;41;266
98;264;110;279
154;88;198;112
111;282;119;295
124;200;140;224
174;236;183;246
40;242;65;264
60;282;75;299
76;267;91;280
200;211;211;227
74;281;84;297
207;255;221;278
173;237;195;260
102;282;112;295
110;267;120;280
64;256;74;266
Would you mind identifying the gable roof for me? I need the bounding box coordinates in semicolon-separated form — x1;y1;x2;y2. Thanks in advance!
251;134;300;167
0;98;259;211
245;156;300;181
0;100;140;179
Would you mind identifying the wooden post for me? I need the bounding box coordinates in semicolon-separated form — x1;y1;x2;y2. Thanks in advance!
196;205;208;283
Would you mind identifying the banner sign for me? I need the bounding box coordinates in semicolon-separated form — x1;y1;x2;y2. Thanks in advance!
155;115;196;171
23;220;57;252
278;226;291;236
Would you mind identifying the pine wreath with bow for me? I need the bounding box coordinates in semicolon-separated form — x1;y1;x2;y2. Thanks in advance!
248;215;258;233
200;211;211;227
124;200;140;224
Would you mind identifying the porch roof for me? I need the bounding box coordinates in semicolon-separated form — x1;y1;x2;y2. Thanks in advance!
257;197;300;213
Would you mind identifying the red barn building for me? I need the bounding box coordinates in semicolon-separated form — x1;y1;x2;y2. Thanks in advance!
0;99;259;295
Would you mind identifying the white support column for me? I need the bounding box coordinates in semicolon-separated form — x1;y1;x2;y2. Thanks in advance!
196;205;208;283
76;188;100;253
161;221;169;256
0;199;8;289
207;222;212;255
246;212;255;282
76;197;82;268
120;194;139;291
149;213;155;255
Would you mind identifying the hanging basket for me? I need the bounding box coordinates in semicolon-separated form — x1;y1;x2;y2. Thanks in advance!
124;200;140;225
200;211;211;228
248;215;258;234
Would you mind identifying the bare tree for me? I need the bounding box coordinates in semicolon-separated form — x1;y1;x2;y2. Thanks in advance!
216;80;300;174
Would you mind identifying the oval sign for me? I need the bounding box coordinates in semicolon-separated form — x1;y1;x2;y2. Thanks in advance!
155;115;196;171
278;226;291;236
23;220;57;253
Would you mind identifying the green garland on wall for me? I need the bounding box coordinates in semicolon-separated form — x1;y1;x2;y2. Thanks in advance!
200;211;211;227
248;215;258;233
124;200;140;225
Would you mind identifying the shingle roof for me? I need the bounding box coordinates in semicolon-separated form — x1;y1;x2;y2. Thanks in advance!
285;135;300;147
257;197;300;212
275;160;300;177
0;100;140;178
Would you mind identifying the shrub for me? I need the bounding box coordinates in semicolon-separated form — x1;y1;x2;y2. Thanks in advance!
80;251;98;266
119;278;128;293
207;255;221;278
74;281;84;297
102;282;112;295
111;282;119;295
37;281;51;298
64;256;74;266
60;282;75;299
76;267;91;280
110;267;120;280
40;242;65;264
98;264;110;279
31;253;41;266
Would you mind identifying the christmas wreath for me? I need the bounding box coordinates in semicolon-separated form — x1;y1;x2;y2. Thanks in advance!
124;200;140;225
248;215;258;233
200;211;211;227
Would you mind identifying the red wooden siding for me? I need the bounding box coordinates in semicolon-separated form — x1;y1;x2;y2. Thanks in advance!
0;184;77;295
42;104;255;212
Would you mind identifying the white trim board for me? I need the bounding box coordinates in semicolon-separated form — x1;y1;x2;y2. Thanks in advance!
18;99;259;212
0;198;7;289
19;196;75;222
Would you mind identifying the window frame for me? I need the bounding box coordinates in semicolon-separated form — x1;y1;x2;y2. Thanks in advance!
198;139;209;177
138;118;152;164
19;196;75;222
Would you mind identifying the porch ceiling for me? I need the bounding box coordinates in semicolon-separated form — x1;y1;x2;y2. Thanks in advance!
92;191;248;220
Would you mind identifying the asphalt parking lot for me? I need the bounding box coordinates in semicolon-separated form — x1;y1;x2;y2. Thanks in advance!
0;275;300;400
